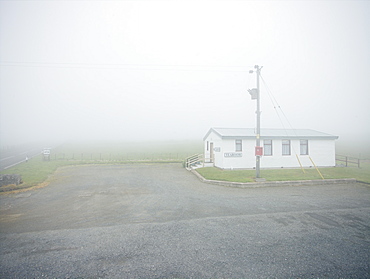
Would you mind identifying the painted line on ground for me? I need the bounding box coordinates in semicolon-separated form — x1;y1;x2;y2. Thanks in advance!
0;156;15;162
3;159;27;170
1;151;41;171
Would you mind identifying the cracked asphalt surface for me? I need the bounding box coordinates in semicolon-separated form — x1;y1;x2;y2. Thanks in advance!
0;163;369;278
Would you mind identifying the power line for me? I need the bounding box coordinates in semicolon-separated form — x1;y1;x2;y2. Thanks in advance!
260;74;302;158
260;74;296;133
0;61;251;72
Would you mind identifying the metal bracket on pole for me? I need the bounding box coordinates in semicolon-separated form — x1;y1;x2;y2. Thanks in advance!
248;88;258;100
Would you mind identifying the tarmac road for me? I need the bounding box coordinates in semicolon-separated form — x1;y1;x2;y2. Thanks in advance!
0;164;369;278
0;143;54;171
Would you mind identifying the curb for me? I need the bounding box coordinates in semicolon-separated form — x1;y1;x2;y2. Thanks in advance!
190;170;357;188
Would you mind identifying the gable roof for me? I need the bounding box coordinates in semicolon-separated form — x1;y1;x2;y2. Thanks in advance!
203;128;339;141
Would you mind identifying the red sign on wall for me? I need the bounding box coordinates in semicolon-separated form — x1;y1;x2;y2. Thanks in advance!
255;146;263;156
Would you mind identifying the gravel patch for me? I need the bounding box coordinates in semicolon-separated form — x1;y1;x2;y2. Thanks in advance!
1;164;369;278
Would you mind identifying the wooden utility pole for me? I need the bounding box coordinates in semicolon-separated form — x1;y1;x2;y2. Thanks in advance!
248;65;263;179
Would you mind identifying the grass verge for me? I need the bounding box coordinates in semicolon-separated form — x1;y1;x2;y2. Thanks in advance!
196;162;370;184
0;158;75;193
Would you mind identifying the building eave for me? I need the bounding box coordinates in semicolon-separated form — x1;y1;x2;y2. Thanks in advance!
204;128;339;141
203;128;223;141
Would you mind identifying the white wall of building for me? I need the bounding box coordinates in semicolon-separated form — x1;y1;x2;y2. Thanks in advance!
306;139;336;166
261;139;336;168
217;139;255;169
204;136;336;169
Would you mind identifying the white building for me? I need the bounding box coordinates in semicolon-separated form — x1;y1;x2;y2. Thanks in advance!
203;128;339;169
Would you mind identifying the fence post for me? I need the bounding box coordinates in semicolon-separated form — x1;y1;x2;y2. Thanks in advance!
346;156;348;167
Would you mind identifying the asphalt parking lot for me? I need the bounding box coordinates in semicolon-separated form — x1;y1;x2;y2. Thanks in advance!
0;163;369;278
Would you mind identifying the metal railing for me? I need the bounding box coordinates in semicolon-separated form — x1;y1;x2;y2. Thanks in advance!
184;154;204;170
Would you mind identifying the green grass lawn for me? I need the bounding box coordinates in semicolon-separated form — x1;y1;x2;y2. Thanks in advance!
196;162;370;184
0;157;75;192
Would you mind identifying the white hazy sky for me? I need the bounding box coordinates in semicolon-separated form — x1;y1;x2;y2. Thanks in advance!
1;0;369;145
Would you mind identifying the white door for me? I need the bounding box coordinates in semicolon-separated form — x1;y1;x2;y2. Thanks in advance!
210;142;214;163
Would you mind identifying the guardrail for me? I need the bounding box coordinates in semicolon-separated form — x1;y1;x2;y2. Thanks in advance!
336;155;361;168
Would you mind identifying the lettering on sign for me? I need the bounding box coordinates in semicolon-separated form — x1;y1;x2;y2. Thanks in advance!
224;152;242;157
213;147;220;152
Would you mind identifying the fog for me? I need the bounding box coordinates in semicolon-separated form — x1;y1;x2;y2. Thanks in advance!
1;0;369;146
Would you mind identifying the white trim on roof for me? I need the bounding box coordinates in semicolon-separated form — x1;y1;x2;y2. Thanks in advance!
204;128;338;141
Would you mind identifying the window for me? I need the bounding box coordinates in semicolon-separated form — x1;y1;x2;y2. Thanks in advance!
300;140;308;155
235;140;242;152
264;140;272;156
282;139;291;155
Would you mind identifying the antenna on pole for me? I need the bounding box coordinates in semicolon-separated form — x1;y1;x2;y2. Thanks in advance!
248;65;264;180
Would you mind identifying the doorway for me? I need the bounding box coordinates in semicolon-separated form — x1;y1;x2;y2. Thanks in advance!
210;142;214;163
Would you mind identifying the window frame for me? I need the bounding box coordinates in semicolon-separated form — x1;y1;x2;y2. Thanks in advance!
282;139;291;156
235;139;242;152
300;139;309;155
263;139;273;156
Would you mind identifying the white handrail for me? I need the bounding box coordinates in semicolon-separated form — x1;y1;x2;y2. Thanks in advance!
184;154;204;170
